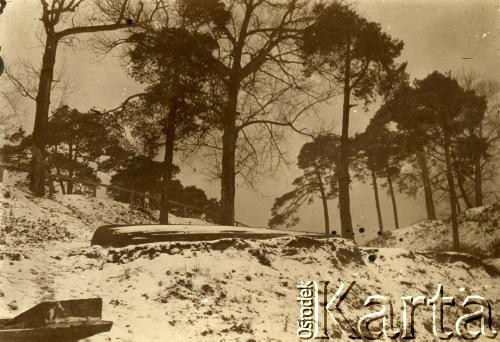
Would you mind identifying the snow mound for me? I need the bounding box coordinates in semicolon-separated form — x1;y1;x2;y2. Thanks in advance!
365;204;500;258
0;237;498;341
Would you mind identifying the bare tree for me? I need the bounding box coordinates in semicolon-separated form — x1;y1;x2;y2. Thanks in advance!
1;72;26;137
24;0;162;196
0;80;22;125
424;72;500;213
179;0;324;225
456;70;500;206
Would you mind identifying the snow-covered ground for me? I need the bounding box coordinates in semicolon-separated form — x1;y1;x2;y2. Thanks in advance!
364;205;500;258
1;181;499;341
0;179;207;247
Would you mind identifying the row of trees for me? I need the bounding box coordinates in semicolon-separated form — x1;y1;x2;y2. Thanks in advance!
109;155;221;222
2;106;120;195
3;1;498;248
270;70;500;250
1;104;222;219
5;0;404;233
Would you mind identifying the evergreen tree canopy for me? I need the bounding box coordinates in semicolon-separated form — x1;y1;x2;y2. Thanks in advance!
269;134;339;230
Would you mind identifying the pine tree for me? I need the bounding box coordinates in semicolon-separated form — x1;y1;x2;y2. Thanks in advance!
124;18;221;224
269;134;340;233
301;2;405;239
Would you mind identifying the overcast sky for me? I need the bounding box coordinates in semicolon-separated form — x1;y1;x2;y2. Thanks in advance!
1;0;499;241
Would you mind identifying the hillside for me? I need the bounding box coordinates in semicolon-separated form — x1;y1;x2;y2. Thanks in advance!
365;205;500;258
0;182;499;341
0;180;207;247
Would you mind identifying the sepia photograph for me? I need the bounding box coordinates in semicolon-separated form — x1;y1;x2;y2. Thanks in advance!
0;0;499;340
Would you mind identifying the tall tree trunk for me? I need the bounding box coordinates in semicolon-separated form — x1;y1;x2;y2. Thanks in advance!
474;156;483;207
67;144;74;195
314;164;330;234
31;34;58;196
220;81;239;226
443;132;460;251
159;106;177;225
386;169;399;229
456;171;472;209
337;37;354;239
371;168;384;234
416;150;436;220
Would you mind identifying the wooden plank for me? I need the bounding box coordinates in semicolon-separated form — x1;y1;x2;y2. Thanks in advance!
0;298;112;341
0;320;112;341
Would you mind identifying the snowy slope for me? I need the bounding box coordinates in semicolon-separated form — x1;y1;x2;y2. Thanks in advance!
0;238;498;341
0;182;208;246
364;205;500;258
0;182;499;341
